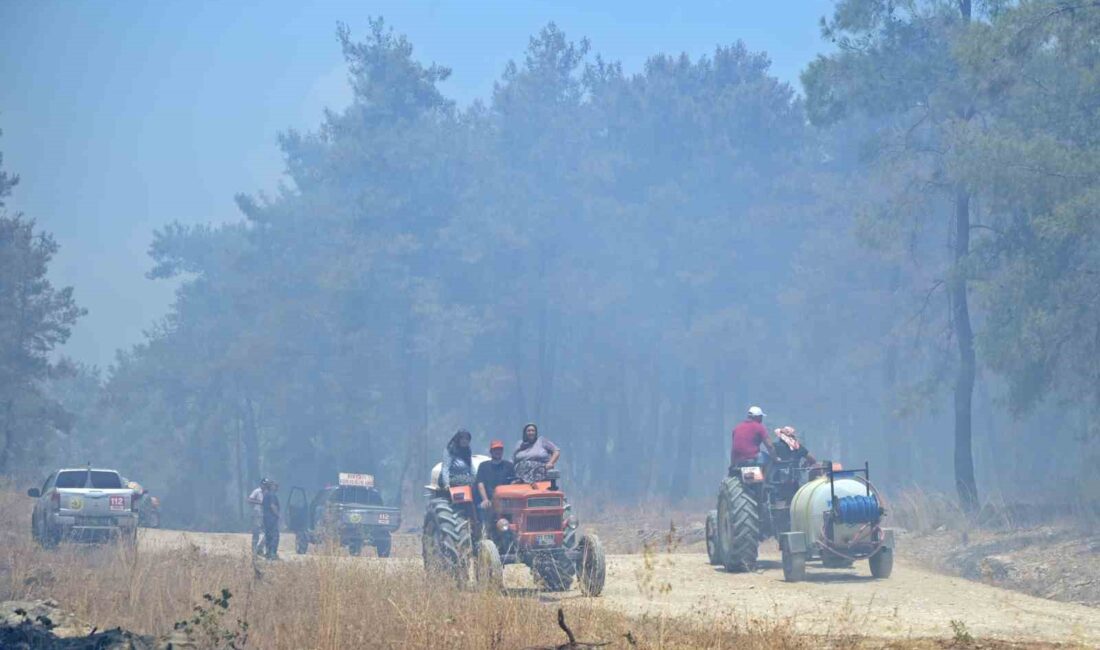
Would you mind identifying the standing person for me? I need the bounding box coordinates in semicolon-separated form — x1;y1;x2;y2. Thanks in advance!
731;406;774;469
248;479;268;554
440;429;475;488
476;440;515;513
262;480;281;559
513;423;560;483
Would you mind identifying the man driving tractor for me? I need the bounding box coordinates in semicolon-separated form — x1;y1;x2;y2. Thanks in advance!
513;422;560;483
477;440;515;507
731;405;775;470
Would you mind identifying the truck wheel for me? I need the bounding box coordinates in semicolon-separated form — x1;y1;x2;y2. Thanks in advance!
422;497;473;587
348;540;363;556
869;547;893;579
717;477;760;573
374;533;392;558
295;534;309;555
474;540;503;591
705;510;722;565
576;534;606;597
533;550;575;592
782;550;806;582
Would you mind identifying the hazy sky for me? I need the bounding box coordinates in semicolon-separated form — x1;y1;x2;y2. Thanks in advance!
0;1;832;369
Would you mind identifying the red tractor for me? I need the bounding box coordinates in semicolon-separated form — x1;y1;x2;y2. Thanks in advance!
421;460;605;596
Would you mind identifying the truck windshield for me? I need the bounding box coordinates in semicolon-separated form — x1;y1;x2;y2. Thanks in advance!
334;486;381;505
54;471;87;488
89;471;122;488
53;470;123;489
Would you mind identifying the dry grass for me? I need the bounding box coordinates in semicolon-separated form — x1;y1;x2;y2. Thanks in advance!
0;488;1066;649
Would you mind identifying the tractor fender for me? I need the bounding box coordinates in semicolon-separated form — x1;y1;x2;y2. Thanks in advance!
879;528;896;550
779;531;807;555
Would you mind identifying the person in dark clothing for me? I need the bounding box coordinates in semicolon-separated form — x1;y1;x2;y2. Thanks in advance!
772;426;818;466
262;480;281;559
440;429;474;488
476;440;515;510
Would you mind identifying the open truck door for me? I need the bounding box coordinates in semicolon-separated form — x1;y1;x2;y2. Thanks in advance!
287;486;311;554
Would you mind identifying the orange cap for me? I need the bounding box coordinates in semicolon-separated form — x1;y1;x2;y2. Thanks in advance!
490;440;505;450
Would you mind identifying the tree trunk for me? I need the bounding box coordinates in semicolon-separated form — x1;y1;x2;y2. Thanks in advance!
670;366;697;500
242;396;260;492
952;186;979;512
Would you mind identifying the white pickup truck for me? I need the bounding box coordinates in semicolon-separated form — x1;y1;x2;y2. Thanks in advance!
27;467;138;547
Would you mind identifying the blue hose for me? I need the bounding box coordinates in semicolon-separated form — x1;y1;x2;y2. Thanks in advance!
836;494;880;525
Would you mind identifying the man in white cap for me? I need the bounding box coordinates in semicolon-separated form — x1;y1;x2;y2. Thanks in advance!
731;405;774;469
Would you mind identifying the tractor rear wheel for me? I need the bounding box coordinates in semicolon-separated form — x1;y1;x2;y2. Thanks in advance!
717;477;760;573
474;540;504;591
422;497;473;586
869;547;893;579
576;534;606;597
705;510;722;565
533;551;575;592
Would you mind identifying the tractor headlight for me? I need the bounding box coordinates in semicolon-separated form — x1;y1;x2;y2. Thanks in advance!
496;518;510;532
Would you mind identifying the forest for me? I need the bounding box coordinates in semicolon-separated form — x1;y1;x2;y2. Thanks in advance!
2;0;1098;529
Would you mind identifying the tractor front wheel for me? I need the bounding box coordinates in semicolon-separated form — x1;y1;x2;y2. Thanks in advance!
533;551;575;592
475;539;504;591
576;534;606;597
717;477;760;573
705;510;722;565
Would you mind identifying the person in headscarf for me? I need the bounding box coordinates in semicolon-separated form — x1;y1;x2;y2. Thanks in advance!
440;429;474;488
772;426;818;467
512;423;560;483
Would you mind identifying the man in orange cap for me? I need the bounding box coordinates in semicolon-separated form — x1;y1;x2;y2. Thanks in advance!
476;439;515;513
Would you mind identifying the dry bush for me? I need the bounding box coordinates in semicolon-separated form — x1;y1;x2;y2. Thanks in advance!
0;487;812;650
889;488;970;535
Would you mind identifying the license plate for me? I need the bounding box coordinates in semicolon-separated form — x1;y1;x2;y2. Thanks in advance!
109;495;126;511
377;513;390;524
535;534;555;547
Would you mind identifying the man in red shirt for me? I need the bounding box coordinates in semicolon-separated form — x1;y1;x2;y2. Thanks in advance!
731;406;775;468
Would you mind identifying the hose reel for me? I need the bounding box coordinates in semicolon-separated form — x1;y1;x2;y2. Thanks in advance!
834;494;881;525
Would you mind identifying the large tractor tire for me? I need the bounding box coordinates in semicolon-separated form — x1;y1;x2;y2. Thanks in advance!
576;534;606;597
717;477;760;573
474;540;504;592
422;498;473;586
705;510;722;565
533;551;575;592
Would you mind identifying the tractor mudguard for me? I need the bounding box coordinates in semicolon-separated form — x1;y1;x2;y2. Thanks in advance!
879;528;896;550
779;531;807;554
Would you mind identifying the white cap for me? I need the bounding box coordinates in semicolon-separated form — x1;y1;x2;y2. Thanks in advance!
747;406;765;418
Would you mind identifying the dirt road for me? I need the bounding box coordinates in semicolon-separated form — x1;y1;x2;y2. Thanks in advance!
141;529;1099;645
